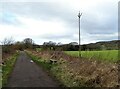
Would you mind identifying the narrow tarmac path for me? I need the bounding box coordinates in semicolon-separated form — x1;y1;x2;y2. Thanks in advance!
6;51;59;87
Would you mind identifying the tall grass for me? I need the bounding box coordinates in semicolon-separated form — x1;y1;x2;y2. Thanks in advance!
65;50;119;62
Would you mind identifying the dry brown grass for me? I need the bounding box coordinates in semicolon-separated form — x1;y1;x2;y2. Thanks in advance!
29;50;119;87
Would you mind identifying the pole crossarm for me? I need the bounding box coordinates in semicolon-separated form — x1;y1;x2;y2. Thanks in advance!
78;11;82;18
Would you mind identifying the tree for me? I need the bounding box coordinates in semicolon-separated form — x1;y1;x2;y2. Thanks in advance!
43;41;56;50
14;41;25;50
2;37;14;46
2;37;14;53
23;38;34;49
81;45;87;51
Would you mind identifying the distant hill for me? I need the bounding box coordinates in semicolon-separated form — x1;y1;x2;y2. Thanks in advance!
81;40;120;50
39;40;119;51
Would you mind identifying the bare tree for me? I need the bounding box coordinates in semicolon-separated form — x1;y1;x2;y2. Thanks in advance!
2;37;14;53
2;37;14;45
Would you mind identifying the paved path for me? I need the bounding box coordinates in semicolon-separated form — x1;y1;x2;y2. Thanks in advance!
6;51;59;87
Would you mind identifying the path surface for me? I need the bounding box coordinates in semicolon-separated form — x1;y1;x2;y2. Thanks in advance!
6;51;59;87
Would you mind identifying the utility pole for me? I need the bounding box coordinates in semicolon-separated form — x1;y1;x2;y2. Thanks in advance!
78;11;82;58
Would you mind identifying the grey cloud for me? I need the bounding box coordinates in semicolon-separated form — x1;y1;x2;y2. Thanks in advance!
90;33;118;41
32;31;79;44
0;1;118;44
82;13;117;34
37;33;75;40
1;2;77;28
1;2;71;20
1;2;117;32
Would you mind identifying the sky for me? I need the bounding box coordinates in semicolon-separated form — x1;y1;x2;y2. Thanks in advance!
0;0;119;45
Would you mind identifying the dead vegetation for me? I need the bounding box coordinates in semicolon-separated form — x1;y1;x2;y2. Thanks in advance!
29;50;119;87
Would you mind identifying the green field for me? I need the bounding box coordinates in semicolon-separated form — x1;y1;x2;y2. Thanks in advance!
65;50;119;62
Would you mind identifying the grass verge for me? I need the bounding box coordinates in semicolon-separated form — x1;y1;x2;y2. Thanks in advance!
2;52;19;86
26;51;118;87
26;51;76;87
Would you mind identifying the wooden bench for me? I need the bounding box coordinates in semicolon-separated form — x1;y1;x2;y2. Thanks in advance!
49;59;57;64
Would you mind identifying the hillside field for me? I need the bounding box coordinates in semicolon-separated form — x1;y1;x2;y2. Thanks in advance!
65;50;119;62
